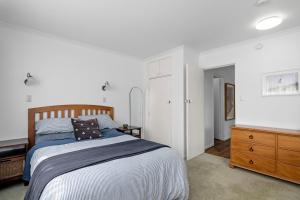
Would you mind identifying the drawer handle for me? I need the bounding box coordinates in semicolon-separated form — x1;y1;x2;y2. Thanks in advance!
249;147;254;152
249;135;254;139
249;160;254;165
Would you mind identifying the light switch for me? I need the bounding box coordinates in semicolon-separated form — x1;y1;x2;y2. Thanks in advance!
26;95;32;102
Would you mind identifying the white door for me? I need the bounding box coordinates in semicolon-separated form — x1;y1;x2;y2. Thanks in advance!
186;64;205;160
213;78;224;140
147;76;172;146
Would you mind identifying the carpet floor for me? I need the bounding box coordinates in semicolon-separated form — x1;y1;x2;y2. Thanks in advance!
0;153;299;200
188;154;300;200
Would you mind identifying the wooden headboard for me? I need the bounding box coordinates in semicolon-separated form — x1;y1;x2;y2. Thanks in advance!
28;104;114;149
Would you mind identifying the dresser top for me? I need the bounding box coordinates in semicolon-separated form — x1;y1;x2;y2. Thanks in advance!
232;125;300;136
0;138;28;148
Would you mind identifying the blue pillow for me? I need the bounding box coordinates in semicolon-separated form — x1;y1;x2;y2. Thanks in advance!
35;118;73;135
79;114;119;130
35;132;75;144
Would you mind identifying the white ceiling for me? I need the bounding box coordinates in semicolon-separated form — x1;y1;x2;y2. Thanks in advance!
0;0;300;58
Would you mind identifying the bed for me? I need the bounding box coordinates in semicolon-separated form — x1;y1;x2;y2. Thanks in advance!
24;105;188;200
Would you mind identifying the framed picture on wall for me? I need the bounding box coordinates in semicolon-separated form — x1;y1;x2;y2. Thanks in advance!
225;83;235;121
262;68;300;96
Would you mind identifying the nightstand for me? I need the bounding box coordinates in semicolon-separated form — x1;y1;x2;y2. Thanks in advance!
0;138;28;184
117;126;142;138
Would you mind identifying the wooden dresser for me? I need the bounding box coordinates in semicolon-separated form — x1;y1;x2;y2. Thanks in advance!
230;125;300;184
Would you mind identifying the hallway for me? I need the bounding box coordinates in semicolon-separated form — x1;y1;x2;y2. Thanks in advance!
205;139;230;159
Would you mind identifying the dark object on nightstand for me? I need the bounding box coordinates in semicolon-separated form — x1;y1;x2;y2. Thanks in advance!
117;126;142;138
0;138;28;184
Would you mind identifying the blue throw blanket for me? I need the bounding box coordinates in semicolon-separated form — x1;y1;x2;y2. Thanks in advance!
25;139;168;200
23;129;123;182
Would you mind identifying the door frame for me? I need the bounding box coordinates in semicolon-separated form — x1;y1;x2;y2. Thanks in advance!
203;63;235;149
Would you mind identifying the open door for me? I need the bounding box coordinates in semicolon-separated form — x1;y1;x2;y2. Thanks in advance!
185;64;205;160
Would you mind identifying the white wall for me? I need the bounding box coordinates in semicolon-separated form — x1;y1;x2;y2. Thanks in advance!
199;27;300;130
0;24;143;141
204;66;235;148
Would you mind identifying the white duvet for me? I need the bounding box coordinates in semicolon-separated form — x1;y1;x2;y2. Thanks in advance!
30;135;189;200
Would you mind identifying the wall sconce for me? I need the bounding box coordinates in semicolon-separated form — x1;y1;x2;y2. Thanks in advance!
102;81;110;91
24;73;33;85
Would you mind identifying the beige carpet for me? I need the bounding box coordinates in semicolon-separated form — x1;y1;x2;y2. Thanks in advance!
0;182;27;200
0;153;299;200
188;153;300;200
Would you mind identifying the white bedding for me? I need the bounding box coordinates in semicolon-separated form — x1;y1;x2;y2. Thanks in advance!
30;135;189;200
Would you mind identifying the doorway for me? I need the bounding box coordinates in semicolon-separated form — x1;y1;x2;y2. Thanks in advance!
203;65;235;158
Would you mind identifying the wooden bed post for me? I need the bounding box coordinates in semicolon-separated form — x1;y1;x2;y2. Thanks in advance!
28;109;36;149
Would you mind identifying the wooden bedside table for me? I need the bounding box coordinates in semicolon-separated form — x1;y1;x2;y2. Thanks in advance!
117;126;142;138
0;138;28;184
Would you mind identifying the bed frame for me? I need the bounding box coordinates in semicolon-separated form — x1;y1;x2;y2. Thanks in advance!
28;105;114;149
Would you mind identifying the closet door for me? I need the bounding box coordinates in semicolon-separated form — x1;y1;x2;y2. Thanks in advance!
147;61;160;79
159;57;172;76
147;57;172;79
147;76;172;146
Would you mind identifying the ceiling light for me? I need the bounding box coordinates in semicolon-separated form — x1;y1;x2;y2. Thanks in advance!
255;0;270;7
255;16;283;30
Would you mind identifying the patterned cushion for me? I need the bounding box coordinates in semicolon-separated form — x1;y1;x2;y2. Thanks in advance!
71;118;101;141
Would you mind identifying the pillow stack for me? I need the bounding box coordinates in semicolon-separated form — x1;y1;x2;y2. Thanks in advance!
34;114;119;142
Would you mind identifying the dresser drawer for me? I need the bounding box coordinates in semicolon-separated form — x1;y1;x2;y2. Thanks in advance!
232;129;275;147
231;152;275;174
277;162;300;183
278;135;300;152
278;149;300;167
231;141;275;160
